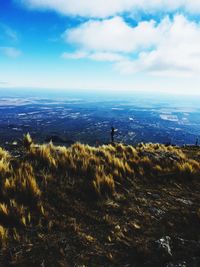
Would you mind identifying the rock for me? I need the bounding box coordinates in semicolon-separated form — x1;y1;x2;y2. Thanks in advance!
155;236;172;257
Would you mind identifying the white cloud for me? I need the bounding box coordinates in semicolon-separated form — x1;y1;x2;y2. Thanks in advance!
17;0;200;18
0;47;21;58
62;51;126;62
64;16;165;53
62;15;200;77
89;52;126;62
115;15;200;76
61;51;88;59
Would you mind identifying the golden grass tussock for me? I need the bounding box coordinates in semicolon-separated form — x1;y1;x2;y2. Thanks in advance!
23;133;33;149
24;139;200;190
0;148;10;175
26;139;200;187
29;142;57;168
176;160;200;179
0;147;10;161
12;163;41;205
3;162;41;209
0;158;10;175
92;173;115;197
0;224;8;246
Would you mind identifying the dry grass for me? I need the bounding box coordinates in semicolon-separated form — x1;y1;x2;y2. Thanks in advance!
24;139;200;197
0;224;8;246
4;163;41;206
0;137;199;266
0;147;10;161
0;147;10;175
23;133;33;149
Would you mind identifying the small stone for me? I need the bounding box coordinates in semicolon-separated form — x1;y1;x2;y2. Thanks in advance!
155;236;172;257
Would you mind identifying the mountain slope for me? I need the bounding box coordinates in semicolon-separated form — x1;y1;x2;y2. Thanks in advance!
0;136;200;267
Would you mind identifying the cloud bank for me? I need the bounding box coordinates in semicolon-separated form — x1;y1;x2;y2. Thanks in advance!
18;0;200;18
62;15;200;76
16;0;200;78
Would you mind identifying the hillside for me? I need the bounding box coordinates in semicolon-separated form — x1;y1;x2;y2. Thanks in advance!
0;135;200;267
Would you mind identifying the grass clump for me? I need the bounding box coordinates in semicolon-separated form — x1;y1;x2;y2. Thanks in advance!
4;163;41;207
0;148;10;176
0;224;8;246
23;133;33;150
92;173;115;198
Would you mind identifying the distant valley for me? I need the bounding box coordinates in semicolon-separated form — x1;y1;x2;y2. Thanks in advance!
0;90;200;147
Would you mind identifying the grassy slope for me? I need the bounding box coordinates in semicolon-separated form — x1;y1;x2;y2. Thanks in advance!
0;135;200;267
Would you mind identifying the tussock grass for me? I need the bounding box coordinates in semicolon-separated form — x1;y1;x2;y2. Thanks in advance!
0;147;10;175
0;147;10;161
23;133;33;150
29;142;57;168
0;224;8;246
4;163;41;206
26;139;200;193
0;145;43;246
0;136;200;255
0;158;10;175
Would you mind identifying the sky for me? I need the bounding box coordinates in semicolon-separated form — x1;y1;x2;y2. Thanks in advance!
1;0;200;94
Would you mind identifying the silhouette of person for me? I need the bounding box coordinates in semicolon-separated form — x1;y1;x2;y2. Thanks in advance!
111;127;115;143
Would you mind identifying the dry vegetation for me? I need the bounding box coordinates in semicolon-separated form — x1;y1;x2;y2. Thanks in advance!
0;134;199;267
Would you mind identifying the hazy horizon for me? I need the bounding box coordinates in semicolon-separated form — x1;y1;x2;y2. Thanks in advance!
0;87;200;147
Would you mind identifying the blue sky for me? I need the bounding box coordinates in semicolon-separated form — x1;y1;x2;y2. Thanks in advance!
1;0;200;94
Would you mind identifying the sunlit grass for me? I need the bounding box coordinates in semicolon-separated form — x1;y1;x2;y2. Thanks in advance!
0;135;199;248
23;133;33;150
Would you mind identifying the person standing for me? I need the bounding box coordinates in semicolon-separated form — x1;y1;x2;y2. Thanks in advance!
111;127;115;143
